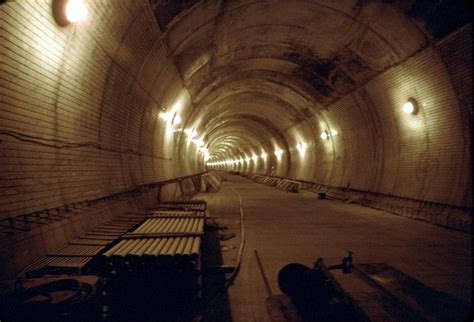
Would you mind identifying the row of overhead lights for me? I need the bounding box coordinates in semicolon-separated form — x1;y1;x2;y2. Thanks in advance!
55;1;420;169
55;0;420;155
158;111;210;160
51;0;426;122
56;0;421;124
208;99;419;167
55;0;423;121
206;132;331;166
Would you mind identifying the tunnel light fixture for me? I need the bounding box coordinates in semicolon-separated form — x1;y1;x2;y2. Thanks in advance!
296;142;307;154
193;139;205;147
252;155;258;162
199;148;210;161
173;114;182;125
274;148;283;159
320;130;329;141
65;0;88;23
159;112;172;121
403;99;418;115
159;111;181;128
261;153;267;159
184;128;197;139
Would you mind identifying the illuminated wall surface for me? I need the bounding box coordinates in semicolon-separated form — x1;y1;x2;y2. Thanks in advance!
0;1;471;274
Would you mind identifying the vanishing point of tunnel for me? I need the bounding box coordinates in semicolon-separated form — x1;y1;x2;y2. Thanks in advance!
0;1;472;321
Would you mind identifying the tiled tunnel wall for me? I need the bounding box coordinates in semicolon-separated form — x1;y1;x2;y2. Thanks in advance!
0;1;204;278
233;26;472;212
1;1;204;220
0;0;472;278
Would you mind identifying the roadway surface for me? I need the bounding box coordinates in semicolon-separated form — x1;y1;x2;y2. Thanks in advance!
198;174;471;322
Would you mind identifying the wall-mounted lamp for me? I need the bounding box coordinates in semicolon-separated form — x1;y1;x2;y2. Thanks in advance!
184;128;197;139
193;139;205;147
53;0;88;26
261;153;267;159
173;114;181;125
403;98;418;115
159;111;181;128
199;148;209;161
320;130;329;141
274;148;283;159
296;142;307;154
66;0;88;22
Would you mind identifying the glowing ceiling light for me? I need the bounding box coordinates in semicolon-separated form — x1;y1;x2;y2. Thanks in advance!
184;128;197;139
173;114;181;125
320;131;329;141
261;153;267;159
296;142;307;153
252;155;258;162
199;148;210;161
403;99;418;114
65;0;88;23
159;111;181;127
159;112;172;122
274;148;283;158
193;139;205;147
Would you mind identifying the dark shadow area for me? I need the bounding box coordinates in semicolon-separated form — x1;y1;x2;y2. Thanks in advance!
200;226;233;322
356;263;472;322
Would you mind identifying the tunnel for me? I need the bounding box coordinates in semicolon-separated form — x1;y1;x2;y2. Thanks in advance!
0;0;472;321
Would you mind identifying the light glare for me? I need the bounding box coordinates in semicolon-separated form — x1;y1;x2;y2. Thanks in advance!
193;139;205;147
173;114;182;125
274;148;283;158
66;0;88;23
403;101;415;114
184;128;197;139
296;142;307;152
320;131;329;140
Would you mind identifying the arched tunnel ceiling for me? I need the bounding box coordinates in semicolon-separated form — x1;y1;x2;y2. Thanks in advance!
205;115;281;157
150;0;469;162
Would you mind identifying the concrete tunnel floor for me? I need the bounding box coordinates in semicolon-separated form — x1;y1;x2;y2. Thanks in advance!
196;174;472;321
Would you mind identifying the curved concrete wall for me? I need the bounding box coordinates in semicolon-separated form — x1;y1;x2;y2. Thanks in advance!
1;0;471;221
1;1;204;220
230;35;472;209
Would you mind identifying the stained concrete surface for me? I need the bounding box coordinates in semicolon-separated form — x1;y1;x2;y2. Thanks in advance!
197;175;471;321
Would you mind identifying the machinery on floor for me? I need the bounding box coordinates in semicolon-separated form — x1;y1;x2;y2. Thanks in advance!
0;200;208;322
